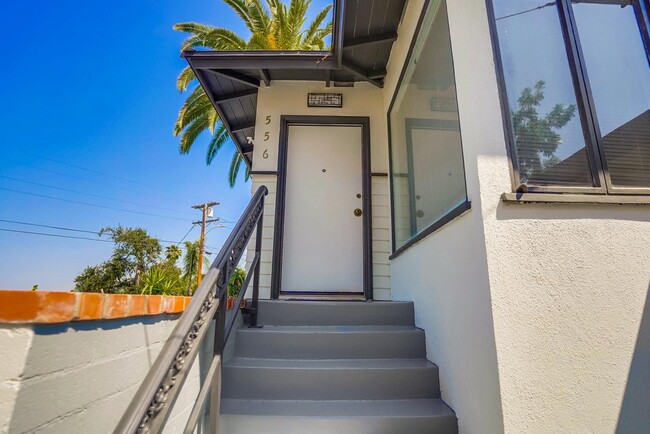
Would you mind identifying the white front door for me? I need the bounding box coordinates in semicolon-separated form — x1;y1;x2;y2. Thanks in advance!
281;125;364;293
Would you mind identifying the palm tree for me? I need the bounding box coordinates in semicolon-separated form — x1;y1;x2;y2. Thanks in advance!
174;0;333;187
182;240;211;294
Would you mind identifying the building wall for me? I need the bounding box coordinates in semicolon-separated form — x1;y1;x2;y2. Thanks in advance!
387;0;650;433
0;315;211;433
384;1;505;433
246;82;392;299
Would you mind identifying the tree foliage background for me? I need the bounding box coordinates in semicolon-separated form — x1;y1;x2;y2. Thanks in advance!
511;80;576;182
74;226;247;297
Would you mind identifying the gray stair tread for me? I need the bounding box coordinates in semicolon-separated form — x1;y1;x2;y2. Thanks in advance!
256;300;415;326
238;325;422;333
221;399;455;417
224;357;436;369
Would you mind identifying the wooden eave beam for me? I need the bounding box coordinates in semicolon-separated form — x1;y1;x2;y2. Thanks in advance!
325;69;331;87
341;61;384;88
205;69;260;88
258;69;271;87
191;69;252;168
214;89;258;104
230;121;256;133
343;31;398;50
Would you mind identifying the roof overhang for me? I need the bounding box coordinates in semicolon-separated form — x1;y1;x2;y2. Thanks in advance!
183;0;407;167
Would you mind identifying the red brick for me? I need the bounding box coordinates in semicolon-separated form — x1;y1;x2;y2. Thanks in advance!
129;295;146;316
104;294;130;319
147;295;162;315
0;290;39;322
36;292;75;323
78;293;105;320
172;297;184;313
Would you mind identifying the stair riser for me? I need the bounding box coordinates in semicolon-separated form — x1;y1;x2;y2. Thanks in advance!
235;329;426;359
220;416;458;434
222;366;440;400
256;301;415;326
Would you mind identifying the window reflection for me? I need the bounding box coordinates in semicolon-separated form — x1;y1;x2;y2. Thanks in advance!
389;1;468;249
493;0;596;187
571;0;650;188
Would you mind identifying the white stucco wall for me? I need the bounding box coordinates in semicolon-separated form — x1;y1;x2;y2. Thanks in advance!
387;0;650;433
0;316;211;433
247;82;392;299
384;1;505;433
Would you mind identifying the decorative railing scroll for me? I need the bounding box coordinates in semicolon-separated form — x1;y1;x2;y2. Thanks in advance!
114;186;268;434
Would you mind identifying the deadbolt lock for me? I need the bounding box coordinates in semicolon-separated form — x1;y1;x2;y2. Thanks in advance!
354;208;363;217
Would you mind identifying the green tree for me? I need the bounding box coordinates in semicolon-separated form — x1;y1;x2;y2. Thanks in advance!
75;226;163;293
227;266;247;299
165;244;183;264
182;240;210;294
141;263;184;295
511;80;576;181
99;226;162;287
173;0;333;187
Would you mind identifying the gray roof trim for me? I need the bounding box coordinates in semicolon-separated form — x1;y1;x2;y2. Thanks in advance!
183;50;337;70
181;0;407;169
190;67;256;166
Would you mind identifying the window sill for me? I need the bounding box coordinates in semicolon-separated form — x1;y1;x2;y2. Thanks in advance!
389;201;472;260
501;192;650;205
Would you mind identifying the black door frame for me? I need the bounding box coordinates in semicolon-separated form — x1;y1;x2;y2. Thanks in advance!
270;115;373;300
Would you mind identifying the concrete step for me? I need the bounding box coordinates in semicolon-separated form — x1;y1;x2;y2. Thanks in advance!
222;358;440;400
234;325;426;359
255;300;415;326
220;399;458;434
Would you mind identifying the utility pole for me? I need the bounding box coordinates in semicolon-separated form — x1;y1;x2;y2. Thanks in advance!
192;201;219;289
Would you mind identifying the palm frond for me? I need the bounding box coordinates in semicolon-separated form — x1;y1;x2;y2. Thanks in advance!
247;0;273;35
223;0;258;33
228;152;245;187
206;123;230;165
174;86;212;136
180;28;248;51
173;22;216;35
176;66;196;92
247;33;272;49
286;0;310;47
179;112;211;154
208;105;219;134
301;4;332;45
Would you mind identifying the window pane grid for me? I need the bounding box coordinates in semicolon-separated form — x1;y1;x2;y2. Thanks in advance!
490;0;650;194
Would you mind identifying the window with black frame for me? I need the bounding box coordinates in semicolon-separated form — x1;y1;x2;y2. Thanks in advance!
490;0;650;194
388;0;469;253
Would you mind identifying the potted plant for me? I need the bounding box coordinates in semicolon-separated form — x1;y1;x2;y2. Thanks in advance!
227;267;247;310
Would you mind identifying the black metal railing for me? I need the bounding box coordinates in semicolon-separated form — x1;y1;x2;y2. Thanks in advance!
114;186;268;434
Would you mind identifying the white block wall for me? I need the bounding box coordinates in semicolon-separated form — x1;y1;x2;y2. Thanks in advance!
0;316;211;433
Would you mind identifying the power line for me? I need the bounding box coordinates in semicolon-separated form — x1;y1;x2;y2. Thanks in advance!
496;1;556;20
0;175;197;217
175;224;197;246
0;227;113;243
0;223;197;246
21;151;189;200
0;218;98;235
15;162;190;206
0;187;188;221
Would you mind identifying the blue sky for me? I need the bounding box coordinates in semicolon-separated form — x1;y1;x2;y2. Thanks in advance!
0;0;330;290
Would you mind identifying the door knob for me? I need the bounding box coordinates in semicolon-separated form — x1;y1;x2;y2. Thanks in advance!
354;208;363;217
